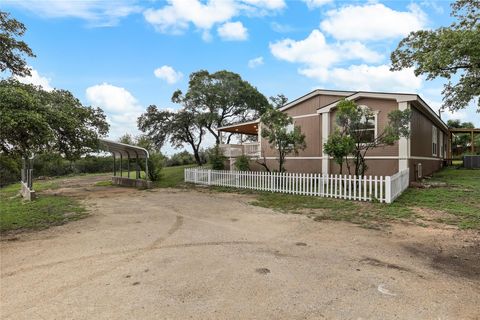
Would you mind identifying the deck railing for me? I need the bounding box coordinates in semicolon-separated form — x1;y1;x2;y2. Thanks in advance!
185;168;410;203
219;143;260;158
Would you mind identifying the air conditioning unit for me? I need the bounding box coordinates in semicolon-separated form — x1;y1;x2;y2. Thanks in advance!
416;163;423;179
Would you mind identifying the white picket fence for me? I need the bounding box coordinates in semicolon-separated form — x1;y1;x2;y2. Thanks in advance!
184;168;410;203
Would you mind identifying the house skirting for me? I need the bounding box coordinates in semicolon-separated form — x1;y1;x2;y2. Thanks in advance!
249;156;443;181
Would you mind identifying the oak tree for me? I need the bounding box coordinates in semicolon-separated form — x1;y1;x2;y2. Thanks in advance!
391;0;480;111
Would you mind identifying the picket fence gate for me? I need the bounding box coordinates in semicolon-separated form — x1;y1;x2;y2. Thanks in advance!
184;168;410;203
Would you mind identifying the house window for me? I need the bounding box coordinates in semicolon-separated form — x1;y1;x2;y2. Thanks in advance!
354;106;377;144
432;126;438;156
439;132;444;158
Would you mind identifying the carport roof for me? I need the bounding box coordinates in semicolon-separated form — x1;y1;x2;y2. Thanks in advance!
100;139;149;159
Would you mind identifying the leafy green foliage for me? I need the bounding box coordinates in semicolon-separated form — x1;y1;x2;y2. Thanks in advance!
0;153;20;186
260;100;306;172
138;106;205;165
323;130;355;174
146;152;164;182
172;70;269;144
447;119;479;156
207;145;226;170
330;99;411;176
166;151;198;166
234;154;250;171
390;0;480;111
0;11;35;77
0;79;109;159
118;133;135;145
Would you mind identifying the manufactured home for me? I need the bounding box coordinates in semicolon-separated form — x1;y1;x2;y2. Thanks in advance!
218;89;449;182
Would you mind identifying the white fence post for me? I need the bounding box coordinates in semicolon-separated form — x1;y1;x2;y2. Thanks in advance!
208;169;211;185
385;176;392;204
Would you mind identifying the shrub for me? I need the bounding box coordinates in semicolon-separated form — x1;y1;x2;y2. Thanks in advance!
146;152;164;181
208;145;226;170
166;151;196;167
234;155;250;171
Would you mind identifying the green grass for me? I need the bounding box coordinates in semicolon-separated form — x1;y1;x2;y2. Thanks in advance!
248;167;480;230
0;181;87;234
155;164;198;188
94;180;113;187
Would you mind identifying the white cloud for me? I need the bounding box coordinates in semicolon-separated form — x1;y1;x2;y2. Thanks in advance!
270;29;424;92
144;0;237;34
420;1;444;14
320;3;427;41
144;0;283;40
248;56;264;68
217;21;248;41
85;83;145;139
303;0;332;9
86;83;142;113
4;0;141;26
15;67;54;91
270;29;383;81
153;66;184;84
241;0;285;10
324;64;422;92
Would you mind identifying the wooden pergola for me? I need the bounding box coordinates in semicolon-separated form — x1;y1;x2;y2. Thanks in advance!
447;127;480;159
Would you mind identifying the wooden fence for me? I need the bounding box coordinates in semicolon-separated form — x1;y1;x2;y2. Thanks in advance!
185;168;410;203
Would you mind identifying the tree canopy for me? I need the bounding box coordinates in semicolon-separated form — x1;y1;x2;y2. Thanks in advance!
137;106;205;165
260;97;306;172
0;11;35;77
172;70;270;144
0;80;109;160
390;0;480;112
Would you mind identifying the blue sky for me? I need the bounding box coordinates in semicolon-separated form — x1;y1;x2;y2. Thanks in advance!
3;0;479;154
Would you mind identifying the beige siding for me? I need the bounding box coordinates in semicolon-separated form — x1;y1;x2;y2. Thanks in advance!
329;97;399;157
249;159;323;173
330;159;399;177
408;159;443;181
410;105;450;160
261;115;321;157
285;95;344;117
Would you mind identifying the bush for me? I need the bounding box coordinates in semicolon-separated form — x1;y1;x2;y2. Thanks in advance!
208;145;226;170
0;154;20;187
145;152;164;181
166;151;196;166
234;155;250;171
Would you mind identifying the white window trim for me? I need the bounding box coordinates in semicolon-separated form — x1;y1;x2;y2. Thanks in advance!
439;132;444;159
432;125;438;156
355;106;378;145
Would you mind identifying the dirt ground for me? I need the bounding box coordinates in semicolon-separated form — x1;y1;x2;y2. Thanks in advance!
1;175;479;320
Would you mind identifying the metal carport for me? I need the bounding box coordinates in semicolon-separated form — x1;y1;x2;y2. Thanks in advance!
100;139;152;188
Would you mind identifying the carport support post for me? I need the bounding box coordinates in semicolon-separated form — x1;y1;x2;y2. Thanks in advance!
126;151;130;179
145;157;148;181
136;154;139;179
113;154;116;176
120;154;123;178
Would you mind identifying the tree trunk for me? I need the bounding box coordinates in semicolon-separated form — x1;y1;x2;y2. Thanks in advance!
193;151;202;166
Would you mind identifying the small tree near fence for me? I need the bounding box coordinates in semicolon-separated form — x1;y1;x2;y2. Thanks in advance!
324;99;411;176
260;104;306;172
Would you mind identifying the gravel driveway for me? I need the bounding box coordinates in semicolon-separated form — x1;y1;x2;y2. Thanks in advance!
1;176;479;319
